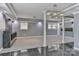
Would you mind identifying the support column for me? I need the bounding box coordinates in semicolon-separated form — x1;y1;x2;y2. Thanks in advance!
43;11;46;48
57;23;60;35
61;16;65;56
62;16;65;44
41;11;48;56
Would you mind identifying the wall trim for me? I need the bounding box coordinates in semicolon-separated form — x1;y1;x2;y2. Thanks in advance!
62;4;79;12
74;47;79;51
72;11;79;15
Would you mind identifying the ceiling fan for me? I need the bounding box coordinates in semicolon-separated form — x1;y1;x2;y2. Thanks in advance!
46;4;64;18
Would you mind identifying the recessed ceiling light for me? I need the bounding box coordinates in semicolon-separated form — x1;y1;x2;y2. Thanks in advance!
37;22;42;26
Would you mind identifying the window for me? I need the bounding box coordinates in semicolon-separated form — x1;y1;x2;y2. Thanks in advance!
52;24;57;29
48;24;51;29
20;21;28;30
48;23;57;29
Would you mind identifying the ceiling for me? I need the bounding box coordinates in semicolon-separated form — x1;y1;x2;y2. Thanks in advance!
0;3;12;14
12;3;75;19
0;3;79;21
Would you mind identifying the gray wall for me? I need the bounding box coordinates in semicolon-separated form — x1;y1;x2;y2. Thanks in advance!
46;22;57;35
74;13;79;49
60;31;73;37
0;12;6;49
17;18;73;37
64;22;73;37
0;31;3;49
60;22;74;37
17;18;57;37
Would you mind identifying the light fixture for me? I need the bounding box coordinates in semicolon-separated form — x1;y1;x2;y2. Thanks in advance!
14;20;18;24
37;22;42;27
47;12;51;16
53;13;57;16
60;14;64;16
46;4;64;18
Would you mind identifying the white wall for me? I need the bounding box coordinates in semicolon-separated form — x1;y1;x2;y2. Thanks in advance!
12;20;19;33
0;31;3;49
0;12;6;49
74;13;79;49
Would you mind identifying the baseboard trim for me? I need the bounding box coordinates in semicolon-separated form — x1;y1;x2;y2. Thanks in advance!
74;47;79;51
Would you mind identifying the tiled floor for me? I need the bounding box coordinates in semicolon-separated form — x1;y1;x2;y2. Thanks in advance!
18;48;41;56
0;43;79;56
11;35;74;50
0;35;77;56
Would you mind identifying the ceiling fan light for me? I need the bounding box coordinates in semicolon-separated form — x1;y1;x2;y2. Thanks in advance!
53;13;57;16
47;12;51;16
60;14;64;16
